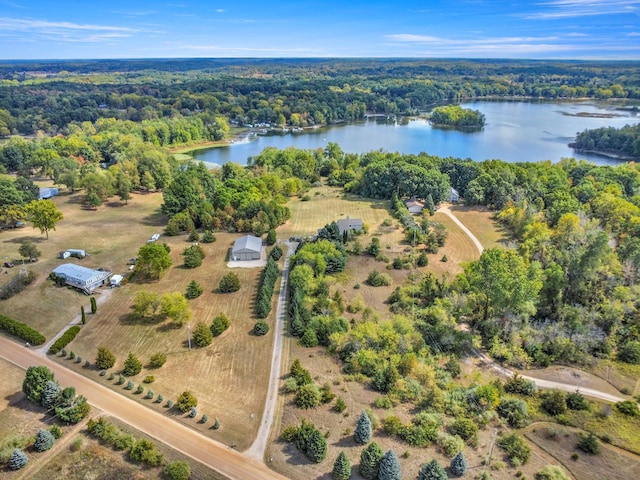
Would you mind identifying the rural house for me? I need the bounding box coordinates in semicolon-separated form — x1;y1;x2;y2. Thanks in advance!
404;197;424;214
450;187;460;202
52;263;111;294
231;235;263;261
336;216;363;237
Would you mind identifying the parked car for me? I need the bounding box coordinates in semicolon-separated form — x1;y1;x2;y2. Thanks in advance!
3;262;14;268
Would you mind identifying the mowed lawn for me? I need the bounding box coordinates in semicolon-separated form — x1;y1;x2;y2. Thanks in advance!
66;231;274;450
277;185;391;239
448;204;509;249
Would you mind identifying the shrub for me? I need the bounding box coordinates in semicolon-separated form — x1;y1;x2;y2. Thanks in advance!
576;432;599;454
295;383;321;409
202;231;216;243
48;326;81;354
366;270;392;287
253;320;269;336
148;352;167;368
156;394;163;403
618;340;640;364
497;398;529;428
125;380;134;390
9;449;28;470
497;433;531;466
99;369;106;376
188;231;200;242
255;257;279;318
213;418;220;429
122;352;142;376
116;374;125;385
176;390;198;412
219;272;240;292
200;414;208;424
210;313;230;336
566;391;588;411
95;345;116;369
143;375;155;384
540;389;567;416
69;351;75;359
266;228;277;246
504;374;537;396
165;399;174;408
84;360;90;368
189;407;197;418
615;400;640;417
164;460;192;480
90;296;97;314
0;269;36;301
76;356;82;363
135;384;144;394
81;306;86;324
448;417;478;445
300;328;318;347
145;389;154;399
183;244;204;268
129;438;163;466
49;424;63;439
185;280;203;299
418;459;447;480
270;244;283;260
34;428;55;452
535;465;571;480
436;431;465;458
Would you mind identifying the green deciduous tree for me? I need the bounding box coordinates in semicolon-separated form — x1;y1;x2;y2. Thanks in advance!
132;290;160;318
95;345;116;370
359;441;383;480
148;352;167;368
25;199;64;239
332;451;352;480
18;239;40;260
123;352;143;376
135;242;172;279
354;410;372;444
160;292;192;326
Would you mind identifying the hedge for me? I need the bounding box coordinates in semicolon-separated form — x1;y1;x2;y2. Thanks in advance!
48;326;81;354
255;257;279;319
0;314;46;345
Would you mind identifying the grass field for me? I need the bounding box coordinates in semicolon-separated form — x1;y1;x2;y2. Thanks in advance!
448;204;509;249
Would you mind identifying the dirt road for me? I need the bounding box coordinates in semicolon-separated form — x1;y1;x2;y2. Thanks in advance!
437;203;484;255
246;241;297;461
0;338;289;480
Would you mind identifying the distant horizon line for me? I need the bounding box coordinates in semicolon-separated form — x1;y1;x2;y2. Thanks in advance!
1;56;640;63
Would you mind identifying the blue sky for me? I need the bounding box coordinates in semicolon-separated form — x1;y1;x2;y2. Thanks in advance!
0;0;639;59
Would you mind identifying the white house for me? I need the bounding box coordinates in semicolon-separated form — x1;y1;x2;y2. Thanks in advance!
404;197;425;214
52;263;111;294
336;216;363;237
450;188;460;202
231;235;262;261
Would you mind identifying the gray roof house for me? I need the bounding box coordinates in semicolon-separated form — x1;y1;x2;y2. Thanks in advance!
52;263;111;294
336;216;363;237
404;197;424;214
231;235;263;261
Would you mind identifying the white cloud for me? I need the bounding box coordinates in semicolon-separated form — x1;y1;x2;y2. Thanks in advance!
523;0;640;19
0;17;138;32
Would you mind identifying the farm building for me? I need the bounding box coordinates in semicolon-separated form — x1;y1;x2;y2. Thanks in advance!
52;263;111;294
404;197;424;214
336;216;363;237
231;235;262;261
59;249;86;259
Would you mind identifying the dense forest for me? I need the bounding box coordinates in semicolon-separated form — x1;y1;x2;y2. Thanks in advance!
572;123;640;158
0;58;639;137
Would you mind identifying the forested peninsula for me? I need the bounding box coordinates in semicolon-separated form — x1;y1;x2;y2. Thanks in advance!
572;123;640;160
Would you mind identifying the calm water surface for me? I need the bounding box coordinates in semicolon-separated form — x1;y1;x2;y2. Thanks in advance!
191;101;639;167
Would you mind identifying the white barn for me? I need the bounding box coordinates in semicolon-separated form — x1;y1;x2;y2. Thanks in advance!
52;263;111;294
231;235;262;261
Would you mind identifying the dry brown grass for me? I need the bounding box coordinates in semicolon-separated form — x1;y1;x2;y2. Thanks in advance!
59;231;275;450
0;185;167;339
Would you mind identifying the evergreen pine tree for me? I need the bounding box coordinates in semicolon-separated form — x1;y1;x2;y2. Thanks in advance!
418;459;448;480
213;418;220;429
81;305;86;324
41;380;61;409
34;429;55;452
123;352;142;376
90;296;97;314
332;451;352;480
359;441;383;480
306;428;328;463
450;451;467;477
9;449;28;470
377;450;401;480
354;410;372;444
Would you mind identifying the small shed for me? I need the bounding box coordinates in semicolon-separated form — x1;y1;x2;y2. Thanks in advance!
450;188;460;203
404;197;424;214
336;216;363;237
231;235;262;261
110;274;123;287
52;263;111;294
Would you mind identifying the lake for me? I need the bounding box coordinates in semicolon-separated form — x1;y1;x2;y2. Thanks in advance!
190;100;640;167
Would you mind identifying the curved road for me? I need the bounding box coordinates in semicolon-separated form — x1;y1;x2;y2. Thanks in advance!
0;338;288;480
437;203;484;255
246;241;297;461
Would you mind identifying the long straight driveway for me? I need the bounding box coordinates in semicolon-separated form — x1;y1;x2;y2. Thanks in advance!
0;338;289;480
